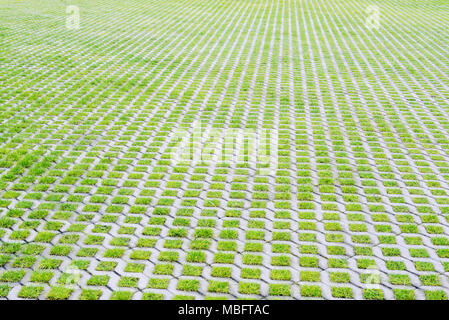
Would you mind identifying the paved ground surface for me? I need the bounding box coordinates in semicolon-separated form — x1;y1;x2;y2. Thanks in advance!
1;0;449;300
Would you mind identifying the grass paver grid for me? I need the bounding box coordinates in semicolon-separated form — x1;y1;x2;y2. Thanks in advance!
0;0;449;300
